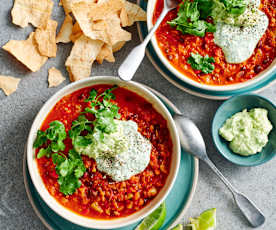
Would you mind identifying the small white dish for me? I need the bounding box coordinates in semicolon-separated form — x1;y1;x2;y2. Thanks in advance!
146;0;276;92
26;76;181;229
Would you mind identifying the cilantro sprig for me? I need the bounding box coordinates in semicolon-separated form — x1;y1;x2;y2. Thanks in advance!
188;53;215;74
221;0;247;15
168;0;216;37
68;86;121;151
68;115;93;148
52;149;86;195
84;86;120;134
33;86;121;196
168;0;249;37
34;121;67;158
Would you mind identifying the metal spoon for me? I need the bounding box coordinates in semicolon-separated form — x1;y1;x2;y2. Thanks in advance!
118;0;178;81
173;114;265;228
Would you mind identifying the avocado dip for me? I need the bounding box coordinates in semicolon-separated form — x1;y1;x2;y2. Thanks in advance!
219;108;273;156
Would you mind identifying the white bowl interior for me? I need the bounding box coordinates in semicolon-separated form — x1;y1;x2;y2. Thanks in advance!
146;0;276;92
27;76;180;229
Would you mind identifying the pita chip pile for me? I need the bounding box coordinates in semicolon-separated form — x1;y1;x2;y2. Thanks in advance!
1;0;146;96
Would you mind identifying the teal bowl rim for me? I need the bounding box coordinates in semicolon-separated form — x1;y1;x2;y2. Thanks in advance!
212;93;276;166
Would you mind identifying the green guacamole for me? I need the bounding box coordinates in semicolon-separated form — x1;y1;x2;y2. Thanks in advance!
219;108;273;156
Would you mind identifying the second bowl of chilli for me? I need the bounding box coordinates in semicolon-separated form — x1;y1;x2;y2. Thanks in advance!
147;0;276;92
26;76;180;229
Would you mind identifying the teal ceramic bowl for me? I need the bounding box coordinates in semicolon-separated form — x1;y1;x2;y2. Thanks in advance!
212;94;276;166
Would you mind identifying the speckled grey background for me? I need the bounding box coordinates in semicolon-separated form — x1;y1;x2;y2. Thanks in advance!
0;0;275;229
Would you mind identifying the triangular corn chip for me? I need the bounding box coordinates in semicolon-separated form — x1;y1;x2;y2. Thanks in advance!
123;1;146;26
0;75;21;96
11;0;54;28
96;44;115;64
48;67;65;87
34;19;58;57
56;15;73;43
2;32;48;72
65;35;103;82
70;22;83;43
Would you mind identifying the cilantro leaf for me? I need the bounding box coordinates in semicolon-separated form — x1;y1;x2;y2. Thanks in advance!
221;0;247;15
34;121;67;158
84;89;97;103
188;53;215;74
70;86;121;151
69;115;93;138
37;146;51;159
52;153;66;165
168;0;216;37
197;0;214;19
33;130;47;148
52;150;86;195
73;136;93;147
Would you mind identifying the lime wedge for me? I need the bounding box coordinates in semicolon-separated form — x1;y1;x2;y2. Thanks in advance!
135;202;166;230
190;208;216;230
184;224;196;230
171;224;183;230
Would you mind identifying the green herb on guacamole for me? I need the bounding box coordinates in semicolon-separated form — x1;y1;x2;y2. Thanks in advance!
187;53;215;74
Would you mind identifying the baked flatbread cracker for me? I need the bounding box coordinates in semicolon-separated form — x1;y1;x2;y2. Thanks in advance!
0;75;21;96
2;32;48;72
56;15;73;43
71;1;110;44
60;0;95;14
96;44;115;64
70;22;83;43
35;19;58;57
65;35;103;82
11;0;54;28
123;1;146;26
48;67;65;87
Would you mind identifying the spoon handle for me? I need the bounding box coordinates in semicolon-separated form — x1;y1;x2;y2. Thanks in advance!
118;8;169;81
205;158;265;227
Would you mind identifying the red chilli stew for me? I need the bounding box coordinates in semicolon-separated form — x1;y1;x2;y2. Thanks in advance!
153;0;276;85
36;85;172;219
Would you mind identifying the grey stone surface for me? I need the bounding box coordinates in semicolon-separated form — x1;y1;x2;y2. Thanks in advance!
0;0;275;229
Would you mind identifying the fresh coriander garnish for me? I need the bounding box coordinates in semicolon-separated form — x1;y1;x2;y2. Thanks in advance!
221;0;247;16
34;86;121;196
52;149;86;195
68;115;93;148
168;0;216;37
34;121;67;158
84;86;120;135
188;53;215;74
